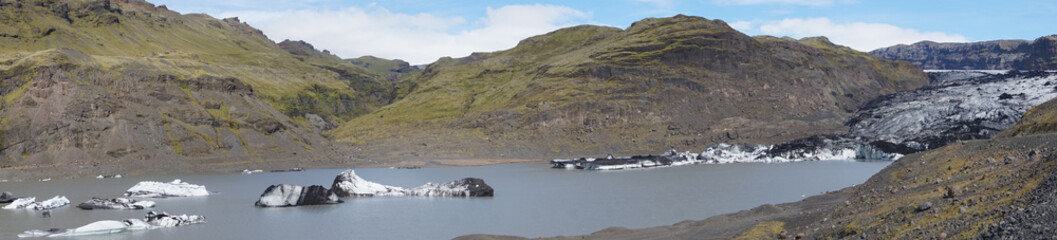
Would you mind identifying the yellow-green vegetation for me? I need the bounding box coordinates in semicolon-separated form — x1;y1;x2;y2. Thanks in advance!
0;0;393;122
794;135;1057;239
734;221;785;240
162;114;183;154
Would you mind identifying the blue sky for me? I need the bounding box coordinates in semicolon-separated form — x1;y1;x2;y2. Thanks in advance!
153;0;1057;64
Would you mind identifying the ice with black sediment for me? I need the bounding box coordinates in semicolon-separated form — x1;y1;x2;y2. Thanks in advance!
2;196;70;210
17;211;204;238
552;71;1057;171
331;169;493;198
847;70;1057;150
77;197;155;210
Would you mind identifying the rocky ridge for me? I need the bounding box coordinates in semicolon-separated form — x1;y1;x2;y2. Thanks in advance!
871;35;1057;70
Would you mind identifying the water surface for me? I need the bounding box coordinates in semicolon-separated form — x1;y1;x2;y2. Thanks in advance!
0;161;888;239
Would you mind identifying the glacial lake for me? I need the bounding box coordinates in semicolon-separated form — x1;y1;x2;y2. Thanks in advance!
0;161;889;239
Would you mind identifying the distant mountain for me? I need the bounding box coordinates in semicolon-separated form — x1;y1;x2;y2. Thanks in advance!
346;55;416;82
330;15;929;161
0;0;394;177
871;35;1057;70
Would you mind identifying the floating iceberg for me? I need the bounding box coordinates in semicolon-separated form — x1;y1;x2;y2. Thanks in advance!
255;184;342;207
44;220;128;237
96;174;123;179
125;179;209;198
145;211;206;227
3;197;36;210
18;211;204;238
331;169;493;198
2;196;69;210
77;198;156;210
405;178;494;197
242;169;263;175
331;170;408;197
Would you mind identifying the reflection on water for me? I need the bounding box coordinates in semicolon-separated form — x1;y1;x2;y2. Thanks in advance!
0;161;889;239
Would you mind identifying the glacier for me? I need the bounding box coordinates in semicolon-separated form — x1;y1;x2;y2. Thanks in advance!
553;70;1056;171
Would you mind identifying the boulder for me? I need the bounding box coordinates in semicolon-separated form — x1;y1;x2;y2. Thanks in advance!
254;184;342;207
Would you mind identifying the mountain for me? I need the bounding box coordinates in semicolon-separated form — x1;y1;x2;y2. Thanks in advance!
0;0;394;177
347;55;416;82
330;15;929;162
871;35;1057;70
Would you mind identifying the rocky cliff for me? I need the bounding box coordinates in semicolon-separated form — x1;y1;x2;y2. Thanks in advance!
871;35;1057;70
0;0;394;178
330;15;929;162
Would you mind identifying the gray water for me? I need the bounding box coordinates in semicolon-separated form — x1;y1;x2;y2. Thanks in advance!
0;161;889;239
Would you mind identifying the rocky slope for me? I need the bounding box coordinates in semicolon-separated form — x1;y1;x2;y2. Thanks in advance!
871;35;1057;70
460;96;1057;239
331;15;928;162
0;0;395;178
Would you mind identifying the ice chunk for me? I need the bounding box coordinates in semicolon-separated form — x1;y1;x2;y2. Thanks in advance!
78;198;156;210
125;179;209;198
45;220;128;237
3;197;35;209
145;211;206;227
331;170;493;198
2;196;69;210
254;184;342;207
331;170;407;197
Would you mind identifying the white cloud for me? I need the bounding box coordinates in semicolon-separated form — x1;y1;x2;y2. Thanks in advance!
221;4;589;64
713;0;838;7
738;18;967;51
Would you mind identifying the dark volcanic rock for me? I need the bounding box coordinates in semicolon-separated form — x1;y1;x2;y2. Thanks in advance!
0;191;18;203
255;184;342;207
982;151;1057;239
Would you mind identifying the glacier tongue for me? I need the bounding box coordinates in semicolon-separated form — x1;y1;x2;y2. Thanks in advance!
552;70;1057;171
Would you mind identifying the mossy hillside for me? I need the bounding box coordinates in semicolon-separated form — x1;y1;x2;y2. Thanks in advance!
347;55;418;82
331;15;928;160
0;0;394;122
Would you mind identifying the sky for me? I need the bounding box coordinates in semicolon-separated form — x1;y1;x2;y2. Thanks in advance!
152;0;1057;65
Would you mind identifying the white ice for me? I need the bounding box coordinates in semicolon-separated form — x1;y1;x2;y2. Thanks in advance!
2;196;69;210
125;179;210;198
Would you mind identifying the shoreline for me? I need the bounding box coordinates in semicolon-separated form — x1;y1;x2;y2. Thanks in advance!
0;158;546;182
